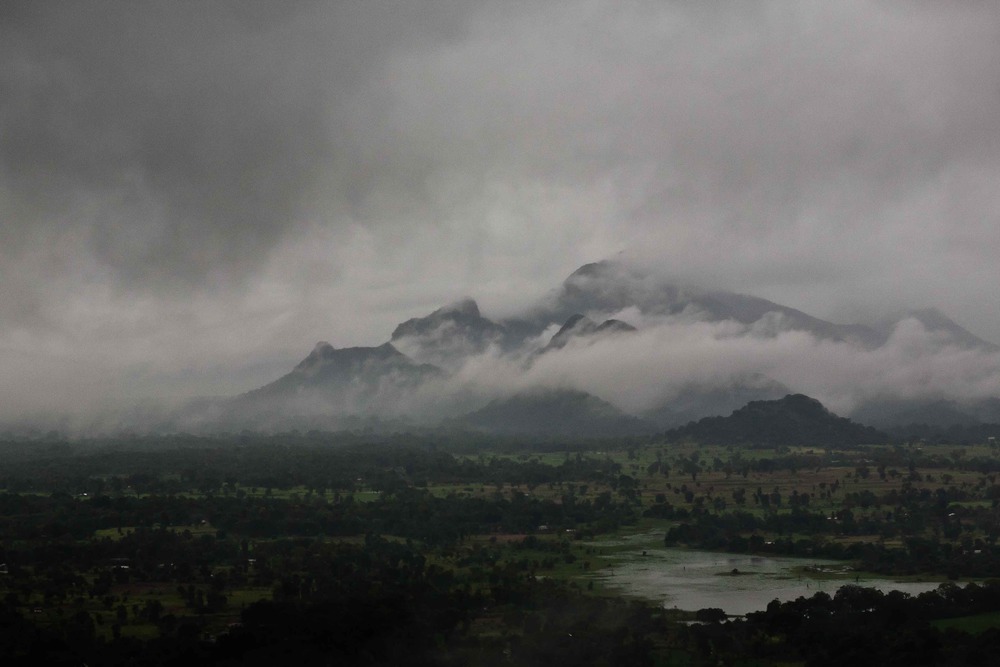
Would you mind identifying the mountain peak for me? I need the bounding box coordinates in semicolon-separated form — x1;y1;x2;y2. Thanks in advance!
566;261;613;280
294;340;404;373
596;318;637;334
390;298;511;368
296;341;336;369
434;297;480;318
391;299;492;341
556;313;594;335
882;308;998;351
543;313;636;352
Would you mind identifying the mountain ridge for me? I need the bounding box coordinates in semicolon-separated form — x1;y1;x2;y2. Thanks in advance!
159;260;1000;435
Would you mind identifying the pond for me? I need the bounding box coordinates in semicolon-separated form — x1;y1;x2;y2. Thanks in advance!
587;532;948;616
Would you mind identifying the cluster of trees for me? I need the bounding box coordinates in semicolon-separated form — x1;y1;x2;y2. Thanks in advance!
658;480;1000;576
0;530;666;666
9;532;1000;665
0;438;626;496
0;483;639;567
686;582;1000;666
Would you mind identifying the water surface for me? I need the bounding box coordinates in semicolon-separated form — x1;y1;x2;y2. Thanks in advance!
588;534;945;615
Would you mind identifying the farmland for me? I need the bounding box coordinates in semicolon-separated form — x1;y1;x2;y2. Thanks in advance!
3;431;1000;664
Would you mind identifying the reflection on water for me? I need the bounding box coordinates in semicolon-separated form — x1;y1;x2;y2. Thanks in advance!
588;535;945;616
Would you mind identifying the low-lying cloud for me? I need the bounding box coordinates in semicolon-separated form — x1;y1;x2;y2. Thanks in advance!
369;307;1000;427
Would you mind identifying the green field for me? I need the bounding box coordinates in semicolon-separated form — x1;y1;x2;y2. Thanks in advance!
932;610;1000;634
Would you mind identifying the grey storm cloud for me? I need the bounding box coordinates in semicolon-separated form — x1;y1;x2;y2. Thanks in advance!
0;1;458;291
2;0;1000;422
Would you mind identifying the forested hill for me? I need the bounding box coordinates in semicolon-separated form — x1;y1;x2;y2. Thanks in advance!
458;388;654;437
664;394;888;446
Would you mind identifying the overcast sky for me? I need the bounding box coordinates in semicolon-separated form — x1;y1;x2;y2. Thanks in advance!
3;0;1000;421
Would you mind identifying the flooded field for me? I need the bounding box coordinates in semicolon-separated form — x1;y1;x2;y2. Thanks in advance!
588;532;947;616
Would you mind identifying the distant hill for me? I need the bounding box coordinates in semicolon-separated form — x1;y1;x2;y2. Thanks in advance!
850;396;1000;429
458;388;654;437
247;341;439;399
664;394;887;446
643;374;790;428
873;308;1000;352
214;342;440;429
852;398;981;429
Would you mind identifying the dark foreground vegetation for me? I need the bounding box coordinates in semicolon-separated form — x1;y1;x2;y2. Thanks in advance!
3;429;1000;665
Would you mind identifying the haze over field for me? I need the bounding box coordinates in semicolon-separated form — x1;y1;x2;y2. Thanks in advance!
3;1;1000;430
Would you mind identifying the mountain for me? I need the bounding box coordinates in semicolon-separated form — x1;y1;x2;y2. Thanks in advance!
851;398;979;429
457;388;654;437
664;394;888;446
536;261;885;347
157;260;999;435
216;342;440;428
522;261;996;353
851;396;1000;429
390;298;512;369
643;374;790;429
542;313;636;352
875;308;1000;352
249;342;438;397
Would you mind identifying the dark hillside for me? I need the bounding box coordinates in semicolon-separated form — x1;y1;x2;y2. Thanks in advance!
459;388;654;437
664;394;887;446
